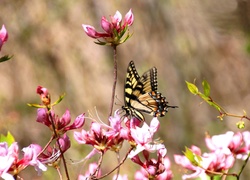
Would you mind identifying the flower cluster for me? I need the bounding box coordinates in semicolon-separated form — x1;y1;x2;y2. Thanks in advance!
0;142;46;180
174;131;250;179
74;111;173;179
0;86;86;179
83;9;134;46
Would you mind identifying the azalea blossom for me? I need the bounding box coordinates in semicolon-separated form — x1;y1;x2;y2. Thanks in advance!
36;108;85;135
82;9;134;45
128;117;162;158
205;131;248;156
174;146;208;180
133;147;172;179
0;142;47;179
74;110;127;153
0;25;8;50
175;141;237;179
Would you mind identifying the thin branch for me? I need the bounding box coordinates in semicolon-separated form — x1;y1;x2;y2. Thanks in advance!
108;45;118;121
237;152;250;179
48;111;70;180
98;147;133;179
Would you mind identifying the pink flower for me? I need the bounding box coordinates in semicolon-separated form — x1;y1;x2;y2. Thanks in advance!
74;122;111;152
0;142;17;180
0;142;47;179
74;111;126;153
36;108;84;134
22;144;47;175
202;149;235;173
0;25;8;51
133;147;171;179
205;131;246;156
174;146;206;180
128;118;162;158
82;9;134;45
174;145;236;179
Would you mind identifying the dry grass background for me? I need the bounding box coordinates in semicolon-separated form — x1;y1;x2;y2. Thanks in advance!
1;0;250;179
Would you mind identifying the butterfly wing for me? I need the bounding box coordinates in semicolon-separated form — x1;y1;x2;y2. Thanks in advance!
138;66;157;93
123;61;145;121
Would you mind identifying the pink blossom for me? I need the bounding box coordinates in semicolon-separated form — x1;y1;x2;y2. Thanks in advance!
205;131;246;156
174;145;236;179
82;9;134;45
74;111;126;153
133;148;171;179
36;108;84;134
0;25;8;50
174;146;206;179
128;118;162;158
202;149;235;173
22;144;47;175
0;142;47;179
0;142;17;180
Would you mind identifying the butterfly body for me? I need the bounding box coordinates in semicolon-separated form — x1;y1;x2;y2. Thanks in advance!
122;61;177;121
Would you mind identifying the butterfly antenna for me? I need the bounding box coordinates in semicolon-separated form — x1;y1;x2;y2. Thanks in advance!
168;104;178;108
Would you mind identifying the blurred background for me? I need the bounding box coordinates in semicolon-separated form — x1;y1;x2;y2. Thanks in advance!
1;0;250;179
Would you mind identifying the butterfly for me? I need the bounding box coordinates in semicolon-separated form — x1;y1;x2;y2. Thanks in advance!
122;61;177;121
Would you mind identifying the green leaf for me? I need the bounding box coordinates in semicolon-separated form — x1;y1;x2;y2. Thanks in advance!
0;131;15;146
186;81;199;95
52;93;66;106
202;80;210;97
27;103;46;108
0;55;13;63
183;147;202;166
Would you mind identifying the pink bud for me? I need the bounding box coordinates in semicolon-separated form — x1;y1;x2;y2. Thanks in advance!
82;24;108;38
124;9;134;26
111;11;122;25
58;134;71;152
0;25;8;50
101;17;111;33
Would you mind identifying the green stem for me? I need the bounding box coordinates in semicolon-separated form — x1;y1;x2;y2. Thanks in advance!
237;152;250;179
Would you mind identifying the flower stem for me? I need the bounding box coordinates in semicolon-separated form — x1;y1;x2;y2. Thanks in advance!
47;110;70;180
108;45;117;120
